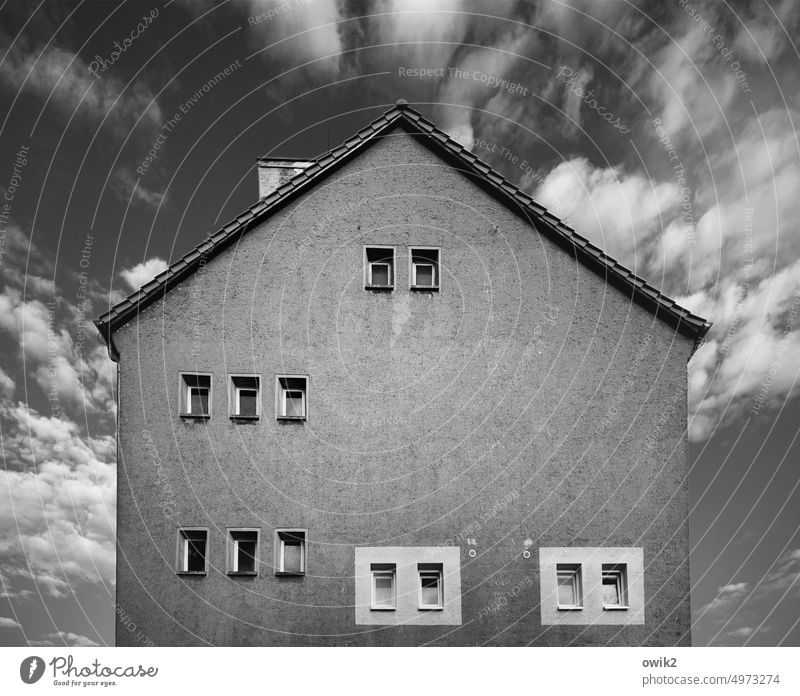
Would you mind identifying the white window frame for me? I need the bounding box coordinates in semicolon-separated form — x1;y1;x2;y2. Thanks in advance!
409;246;441;290
602;564;629;610
556;563;583;610
363;245;395;289
371;565;396;610
418;567;444;610
275;375;307;420
227;528;259;575
179;372;212;418
275;529;307;576
229;374;260;419
177;527;208;574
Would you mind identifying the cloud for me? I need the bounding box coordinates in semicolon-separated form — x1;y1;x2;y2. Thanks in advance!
244;0;344;76
119;258;169;291
696;582;749;622
0;402;116;598
112;169;166;210
47;631;101;647
534;157;681;275
0;287;115;416
0;44;161;134
0;616;21;629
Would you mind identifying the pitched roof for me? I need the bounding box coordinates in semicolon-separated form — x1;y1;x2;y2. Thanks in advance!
95;100;710;359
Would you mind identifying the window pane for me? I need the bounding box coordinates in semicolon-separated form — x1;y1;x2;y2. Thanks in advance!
190;388;209;414
420;574;440;606
186;535;206;572
602;575;620;605
371;263;390;286
557;574;576;606
238;389;258;416
374;575;393;606
283;541;302;573
285;391;304;418
415;264;434;286
237;539;256;572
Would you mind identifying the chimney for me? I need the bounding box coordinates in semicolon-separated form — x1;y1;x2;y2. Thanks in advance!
257;158;314;199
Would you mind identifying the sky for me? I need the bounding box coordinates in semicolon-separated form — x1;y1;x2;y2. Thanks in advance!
0;0;798;647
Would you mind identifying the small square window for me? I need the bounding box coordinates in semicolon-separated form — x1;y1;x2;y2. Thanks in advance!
365;246;395;289
410;248;440;290
556;563;582;609
228;529;259;575
177;529;207;574
180;373;211;417
602;563;629;609
418;563;443;609
276;376;307;420
230;375;260;419
371;563;396;610
275;530;306;575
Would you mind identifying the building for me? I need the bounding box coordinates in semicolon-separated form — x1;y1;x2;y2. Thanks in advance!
95;101;710;646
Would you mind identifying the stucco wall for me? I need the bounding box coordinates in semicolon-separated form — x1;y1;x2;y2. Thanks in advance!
113;129;695;646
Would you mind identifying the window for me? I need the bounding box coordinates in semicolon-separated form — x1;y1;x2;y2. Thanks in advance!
276;376;307;420
602;563;629;609
275;530;306;575
177;529;207;574
410;247;440;290
229;375;260;419
371;564;396;610
418;563;443;609
364;246;395;289
180;373;211;417
228;529;258;575
556;563;582;609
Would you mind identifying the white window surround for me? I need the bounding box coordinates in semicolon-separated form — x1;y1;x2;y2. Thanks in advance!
227;528;259;575
275;375;307;420
177;528;208;574
179;372;212;418
364;245;395;289
539;547;645;626
229;375;260;419
371;565;396;610
274;529;307;576
354;547;462;626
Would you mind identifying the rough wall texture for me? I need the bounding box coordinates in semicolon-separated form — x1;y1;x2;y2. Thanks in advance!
113;129;695;646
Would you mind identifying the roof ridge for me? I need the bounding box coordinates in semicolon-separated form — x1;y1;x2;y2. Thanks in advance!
95;102;710;359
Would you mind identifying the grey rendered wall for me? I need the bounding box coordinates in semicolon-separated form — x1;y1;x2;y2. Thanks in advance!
113;129;695;646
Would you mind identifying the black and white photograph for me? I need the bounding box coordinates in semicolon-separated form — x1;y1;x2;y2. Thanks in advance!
0;0;799;689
